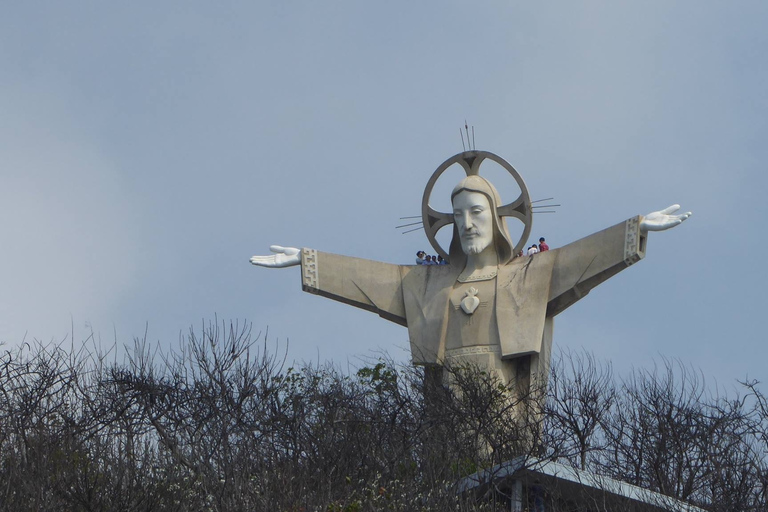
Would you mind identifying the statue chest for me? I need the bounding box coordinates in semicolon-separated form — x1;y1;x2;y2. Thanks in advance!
445;278;499;352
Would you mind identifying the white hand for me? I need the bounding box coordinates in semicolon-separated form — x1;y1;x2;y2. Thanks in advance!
249;245;301;268
640;205;692;232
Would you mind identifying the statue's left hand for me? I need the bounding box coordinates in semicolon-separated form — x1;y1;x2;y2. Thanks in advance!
640;205;692;232
249;245;301;268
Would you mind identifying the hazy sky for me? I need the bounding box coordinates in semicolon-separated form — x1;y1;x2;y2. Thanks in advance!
2;2;766;388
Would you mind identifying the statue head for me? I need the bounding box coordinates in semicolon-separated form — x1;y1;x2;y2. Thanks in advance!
449;175;514;266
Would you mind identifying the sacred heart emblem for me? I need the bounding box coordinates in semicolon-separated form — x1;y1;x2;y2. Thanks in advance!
460;287;480;315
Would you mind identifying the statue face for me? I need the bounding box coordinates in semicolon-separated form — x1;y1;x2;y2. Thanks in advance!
452;190;494;255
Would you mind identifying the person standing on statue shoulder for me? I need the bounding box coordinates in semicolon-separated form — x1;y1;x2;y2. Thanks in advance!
538;237;549;252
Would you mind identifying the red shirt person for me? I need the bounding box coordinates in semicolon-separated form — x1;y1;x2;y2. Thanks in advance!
538;237;549;252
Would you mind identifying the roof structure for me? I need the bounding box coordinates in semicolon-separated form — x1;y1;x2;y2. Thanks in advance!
457;456;707;512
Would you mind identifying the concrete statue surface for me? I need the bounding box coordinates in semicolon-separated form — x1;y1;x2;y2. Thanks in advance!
250;151;691;393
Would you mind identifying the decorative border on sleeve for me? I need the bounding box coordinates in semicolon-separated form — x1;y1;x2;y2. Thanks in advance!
624;217;642;266
302;248;319;290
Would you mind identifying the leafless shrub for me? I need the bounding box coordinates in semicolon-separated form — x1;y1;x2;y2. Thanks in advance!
544;348;616;470
1;328;766;511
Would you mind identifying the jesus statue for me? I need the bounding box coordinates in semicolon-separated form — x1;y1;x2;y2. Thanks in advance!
249;151;691;396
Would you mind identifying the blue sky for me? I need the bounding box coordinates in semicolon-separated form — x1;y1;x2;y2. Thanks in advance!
1;2;766;387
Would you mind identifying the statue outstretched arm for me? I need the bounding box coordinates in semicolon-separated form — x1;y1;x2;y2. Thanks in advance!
250;246;409;326
640;204;692;232
547;216;645;317
301;250;408;325
249;245;301;268
547;204;691;316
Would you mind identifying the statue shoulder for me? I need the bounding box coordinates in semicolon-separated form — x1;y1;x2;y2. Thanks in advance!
402;262;461;290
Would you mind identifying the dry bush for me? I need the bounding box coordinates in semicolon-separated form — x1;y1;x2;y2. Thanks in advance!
0;326;766;511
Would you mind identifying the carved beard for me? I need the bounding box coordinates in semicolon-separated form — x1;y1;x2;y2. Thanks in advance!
460;235;492;255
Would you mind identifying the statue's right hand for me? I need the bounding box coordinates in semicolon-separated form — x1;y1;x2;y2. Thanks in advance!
249;245;301;268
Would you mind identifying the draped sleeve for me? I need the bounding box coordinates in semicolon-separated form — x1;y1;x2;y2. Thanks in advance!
547;216;646;317
300;249;410;326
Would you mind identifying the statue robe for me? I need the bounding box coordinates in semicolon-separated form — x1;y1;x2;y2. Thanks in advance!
299;216;646;366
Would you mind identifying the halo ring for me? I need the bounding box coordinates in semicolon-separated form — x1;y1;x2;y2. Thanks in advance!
421;151;532;259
